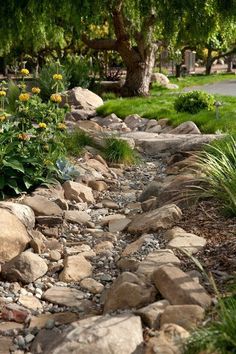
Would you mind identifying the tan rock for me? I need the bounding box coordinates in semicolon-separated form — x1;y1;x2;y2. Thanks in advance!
0;209;30;263
165;227;206;254
137;249;181;278
43;286;85;306
18;295;43;310
144;323;189;354
64;210;91;225
160;305;205;331
94;241;114;255
109;217;131;232
77;120;103;132
0;202;35;229
23;195;63;216
153;265;211;308
1;251;48;283
88;180;108;191
103;272;156;313
63;181;95;203
116;257;140;272
122;234;154;257
80;278;104;294
62;87;103;110
86;159;109;174
168;121;201;135
29;312;79;329
128;204;182;234
101;199;119;209
100;213;126;226
59;255;92;282
38;314;143;354
136;300;169;329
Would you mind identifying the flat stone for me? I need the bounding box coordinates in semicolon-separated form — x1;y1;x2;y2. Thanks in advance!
116;257;140;272
166;227;206;254
59;255;92;282
88;180;108;191
160;305;205;331
18;295;43;310
101;199;119;209
128;204;182;234
109;217;131;232
64;210;91;225
37;314;143;354
43;286;86;307
153;265;211;308
0;322;24;334
80;278;104;294
136;300;169;329
137;249;181;278
100;214;126;226
29;312;79;329
23;195;63;216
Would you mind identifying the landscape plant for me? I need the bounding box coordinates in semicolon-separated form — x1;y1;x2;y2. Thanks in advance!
174;91;215;114
103;136;139;165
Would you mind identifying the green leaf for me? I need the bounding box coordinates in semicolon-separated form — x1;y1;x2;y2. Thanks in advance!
23;176;33;189
3;159;25;173
0;175;5;189
7;179;22;194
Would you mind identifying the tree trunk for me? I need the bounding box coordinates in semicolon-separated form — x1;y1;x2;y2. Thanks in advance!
120;47;156;97
227;55;233;72
175;64;181;78
205;48;213;75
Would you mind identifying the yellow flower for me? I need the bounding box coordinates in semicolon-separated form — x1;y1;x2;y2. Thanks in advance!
50;93;62;103
0;90;6;97
18;133;30;141
53;73;63;81
38;122;47;129
19;93;30;102
57;122;66;130
21;68;29;76
44;159;53;166
31;87;41;94
0;115;6;122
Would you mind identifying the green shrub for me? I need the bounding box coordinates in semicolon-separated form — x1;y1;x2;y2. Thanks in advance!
7;80;20;113
38;61;70;101
103;136;139;165
195;136;236;216
0;79;68;198
184;296;236;354
64;55;92;89
174;90;215;114
63;128;94;156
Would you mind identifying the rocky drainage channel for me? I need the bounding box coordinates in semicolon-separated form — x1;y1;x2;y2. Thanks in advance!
0;115;222;354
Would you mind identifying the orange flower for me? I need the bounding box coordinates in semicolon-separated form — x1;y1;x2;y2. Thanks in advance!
19;93;30;102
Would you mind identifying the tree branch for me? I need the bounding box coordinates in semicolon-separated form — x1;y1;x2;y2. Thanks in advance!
81;34;117;51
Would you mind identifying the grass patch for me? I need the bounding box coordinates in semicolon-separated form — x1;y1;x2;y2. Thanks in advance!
63;129;94;156
97;73;236;134
102;136;139;165
184;296;236;354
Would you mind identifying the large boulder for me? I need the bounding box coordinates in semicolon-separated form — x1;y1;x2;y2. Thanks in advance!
151;73;169;86
23;195;63;217
32;314;144;354
0;209;30;263
0;202;35;229
1;251;48;283
62;87;103;111
168;121;201;135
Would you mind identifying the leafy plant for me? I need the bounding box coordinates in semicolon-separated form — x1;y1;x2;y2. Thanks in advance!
64;55;92;89
102;136;139;165
194;136;236;216
56;158;80;181
38;61;70;101
174;90;215;114
7;80;20;113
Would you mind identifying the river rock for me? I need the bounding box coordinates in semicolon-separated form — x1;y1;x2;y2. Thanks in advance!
128;204;182;234
166;227;206;254
0;202;35;229
63;181;95;203
23;195;63;216
1;251;48;283
59;255;92;282
64;210;91;225
136;300;169;329
0;209;30;263
43;286;85;307
103;272;156;313
153;265;211;308
160;305;205;330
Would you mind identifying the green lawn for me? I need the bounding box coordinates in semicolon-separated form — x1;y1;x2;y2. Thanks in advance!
97;73;236;134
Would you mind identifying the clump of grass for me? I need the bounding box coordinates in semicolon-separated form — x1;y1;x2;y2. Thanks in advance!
184;296;236;354
7;80;20;113
195;136;236;216
101;92;117;101
103;136;139;165
63;128;94;156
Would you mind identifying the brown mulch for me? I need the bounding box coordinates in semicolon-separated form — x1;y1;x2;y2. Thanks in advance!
175;200;236;293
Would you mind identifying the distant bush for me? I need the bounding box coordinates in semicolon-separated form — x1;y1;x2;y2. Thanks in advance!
174;90;215;114
64;55;93;89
